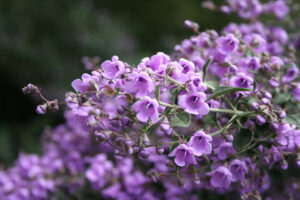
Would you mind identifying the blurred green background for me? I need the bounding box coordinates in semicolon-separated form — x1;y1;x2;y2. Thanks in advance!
0;0;239;165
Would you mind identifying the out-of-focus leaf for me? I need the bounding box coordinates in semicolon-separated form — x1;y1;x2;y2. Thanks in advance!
206;87;251;101
170;112;191;128
233;128;253;152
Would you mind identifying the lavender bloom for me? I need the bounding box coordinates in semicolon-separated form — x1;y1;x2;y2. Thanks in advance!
216;33;239;55
179;58;195;74
229;159;248;181
277;123;293;146
85;154;114;189
168;144;196;167
282;66;299;83
207;166;233;188
229;73;253;92
178;91;209;115
132;96;159;123
187;131;212;156
292;83;300;102
101;56;126;79
71;73;99;93
228;0;262;19
247;57;260;71
244;33;266;53
215;142;236;160
125;71;155;98
264;0;289;19
146;52;170;71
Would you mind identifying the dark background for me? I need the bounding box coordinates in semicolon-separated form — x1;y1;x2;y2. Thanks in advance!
0;0;240;165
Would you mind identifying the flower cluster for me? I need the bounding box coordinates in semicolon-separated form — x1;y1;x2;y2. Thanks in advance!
4;0;300;199
218;0;289;20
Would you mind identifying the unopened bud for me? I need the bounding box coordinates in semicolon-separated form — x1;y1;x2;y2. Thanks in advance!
47;99;59;112
156;145;164;154
251;102;260;111
140;148;149;159
184;20;199;32
36;104;47;115
22;83;39;94
279;111;286;119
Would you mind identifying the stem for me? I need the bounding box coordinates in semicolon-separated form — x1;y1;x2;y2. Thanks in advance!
223;97;243;128
158;101;180;109
210;122;233;137
210;114;238;137
209;108;243;115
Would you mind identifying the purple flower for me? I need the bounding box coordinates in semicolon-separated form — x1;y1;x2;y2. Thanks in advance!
244;33;266;53
229;72;253;91
207;166;233;188
256;115;266;126
146;52;170;71
85;154;114;189
229;159;248;181
264;0;289;19
71;73;99;93
216;33;239;55
168;144;196;167
292;83;300;102
125;71;155;98
179;58;195;74
101;56;126;79
178;91;209;115
277;123;293;146
247;57;260;71
187;131;212;156
132;96;159;123
282;66;299;83
215;142;236;160
228;0;262;19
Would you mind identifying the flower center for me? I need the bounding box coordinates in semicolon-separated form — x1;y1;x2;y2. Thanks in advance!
138;77;146;82
198;136;204;142
239;78;248;87
192;96;199;103
146;102;153;109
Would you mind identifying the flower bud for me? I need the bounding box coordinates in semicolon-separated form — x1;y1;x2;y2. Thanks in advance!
139;148;149;159
279;111;286;119
184;20;199;32
47;99;59;112
36;104;47;115
280;159;288;170
256;115;266;126
22;83;39;94
264;92;272;99
261;98;270;105
156;145;164;154
94;131;107;141
251;102;260;111
141;133;151;146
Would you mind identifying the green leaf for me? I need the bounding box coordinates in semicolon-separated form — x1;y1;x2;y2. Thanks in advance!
202;113;217;127
170;86;183;104
252;80;256;92
205;80;219;90
233;128;253;152
274;93;291;104
284;114;300;128
202;59;212;82
206;87;251;101
170;112;191;128
154;85;161;100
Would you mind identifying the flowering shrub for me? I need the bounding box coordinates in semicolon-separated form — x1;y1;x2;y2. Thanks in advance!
2;0;300;199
